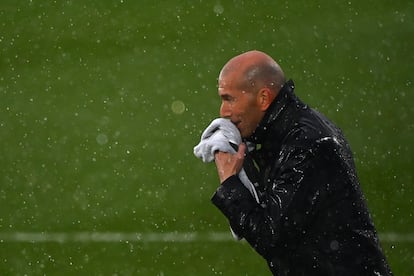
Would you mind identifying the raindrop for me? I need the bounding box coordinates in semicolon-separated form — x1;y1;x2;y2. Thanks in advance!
213;3;224;15
96;133;108;145
330;240;339;251
171;100;185;114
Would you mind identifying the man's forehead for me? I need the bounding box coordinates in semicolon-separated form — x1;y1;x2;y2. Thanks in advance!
218;84;246;98
219;71;242;87
218;79;238;93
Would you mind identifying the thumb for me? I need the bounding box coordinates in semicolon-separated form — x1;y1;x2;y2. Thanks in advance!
237;143;247;158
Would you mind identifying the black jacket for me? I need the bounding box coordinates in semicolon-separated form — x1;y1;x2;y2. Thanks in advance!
211;80;392;275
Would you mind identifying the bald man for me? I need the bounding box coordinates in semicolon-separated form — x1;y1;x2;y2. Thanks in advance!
210;51;392;275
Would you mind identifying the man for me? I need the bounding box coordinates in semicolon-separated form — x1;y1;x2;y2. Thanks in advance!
206;51;392;275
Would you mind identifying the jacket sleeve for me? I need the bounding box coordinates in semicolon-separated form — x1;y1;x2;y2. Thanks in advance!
211;145;321;258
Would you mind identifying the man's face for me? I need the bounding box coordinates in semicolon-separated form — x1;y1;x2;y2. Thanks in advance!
218;75;264;138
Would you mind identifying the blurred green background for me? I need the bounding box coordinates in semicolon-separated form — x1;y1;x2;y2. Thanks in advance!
1;0;413;275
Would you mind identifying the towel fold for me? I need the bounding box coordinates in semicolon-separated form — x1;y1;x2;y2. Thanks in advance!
193;118;241;162
194;118;260;204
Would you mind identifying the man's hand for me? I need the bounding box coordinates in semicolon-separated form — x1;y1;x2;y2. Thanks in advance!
214;143;246;183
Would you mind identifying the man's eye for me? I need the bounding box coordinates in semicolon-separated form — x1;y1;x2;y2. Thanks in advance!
221;94;236;103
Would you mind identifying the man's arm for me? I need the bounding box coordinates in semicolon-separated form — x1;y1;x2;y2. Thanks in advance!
212;145;320;258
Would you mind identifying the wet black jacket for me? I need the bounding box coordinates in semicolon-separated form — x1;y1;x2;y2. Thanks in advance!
211;80;392;275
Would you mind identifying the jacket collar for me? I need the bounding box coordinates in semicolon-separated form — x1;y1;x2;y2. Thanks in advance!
247;79;300;146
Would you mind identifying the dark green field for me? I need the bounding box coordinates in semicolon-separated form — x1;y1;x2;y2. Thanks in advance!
1;1;413;275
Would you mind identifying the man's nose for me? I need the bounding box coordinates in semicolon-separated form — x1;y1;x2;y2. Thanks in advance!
220;102;231;118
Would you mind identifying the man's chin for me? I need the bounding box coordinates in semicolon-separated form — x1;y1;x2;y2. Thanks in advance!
239;130;250;139
240;129;255;139
233;122;252;138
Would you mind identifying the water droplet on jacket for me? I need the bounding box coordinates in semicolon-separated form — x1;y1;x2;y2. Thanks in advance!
330;240;339;251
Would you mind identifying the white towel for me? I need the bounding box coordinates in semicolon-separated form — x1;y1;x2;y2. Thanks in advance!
194;118;260;204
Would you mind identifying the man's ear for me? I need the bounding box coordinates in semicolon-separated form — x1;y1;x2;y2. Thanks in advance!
258;88;274;111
